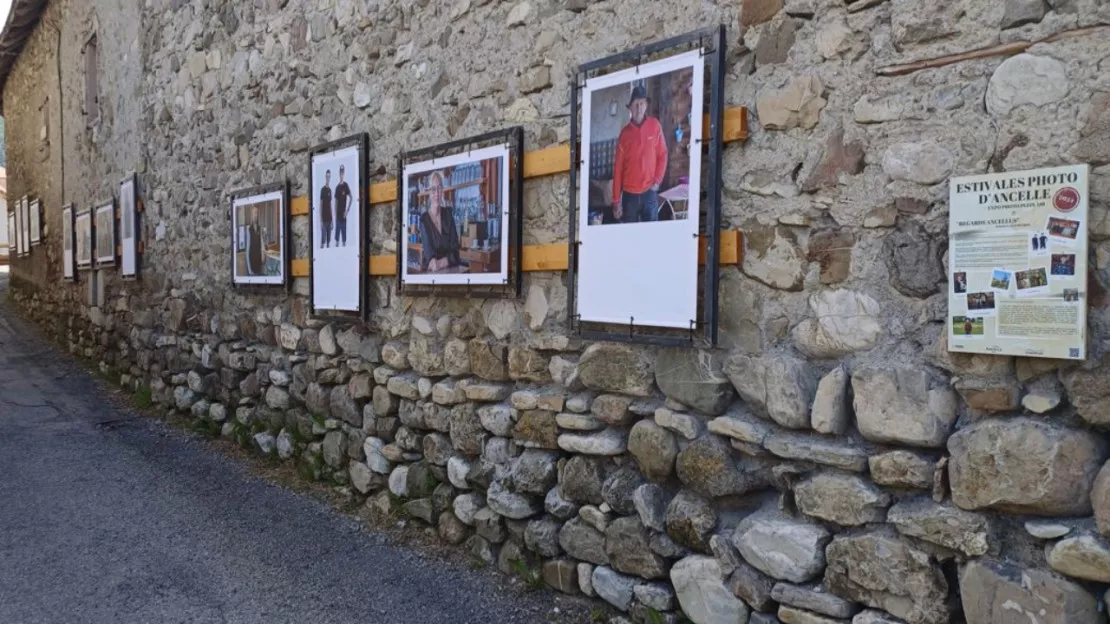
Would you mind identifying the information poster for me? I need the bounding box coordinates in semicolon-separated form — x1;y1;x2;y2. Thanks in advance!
948;164;1088;360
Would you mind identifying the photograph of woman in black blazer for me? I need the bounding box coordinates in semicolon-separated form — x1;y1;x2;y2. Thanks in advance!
419;171;462;272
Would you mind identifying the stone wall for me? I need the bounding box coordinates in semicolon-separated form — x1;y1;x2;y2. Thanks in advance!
7;0;1110;622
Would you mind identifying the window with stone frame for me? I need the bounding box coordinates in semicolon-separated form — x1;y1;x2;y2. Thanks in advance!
84;34;99;126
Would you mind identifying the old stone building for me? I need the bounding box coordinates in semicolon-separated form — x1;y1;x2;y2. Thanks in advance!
4;0;1110;622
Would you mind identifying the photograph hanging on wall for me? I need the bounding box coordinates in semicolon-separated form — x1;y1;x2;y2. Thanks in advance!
21;197;30;256
120;174;139;277
309;134;367;315
62;204;75;280
13;196;22;257
76;209;93;270
401;144;511;286
19;196;29;256
29;198;41;245
95;200;117;267
576;48;705;329
6;207;14;259
230;183;287;286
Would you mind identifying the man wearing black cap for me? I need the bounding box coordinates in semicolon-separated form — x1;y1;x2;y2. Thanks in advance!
612;84;668;223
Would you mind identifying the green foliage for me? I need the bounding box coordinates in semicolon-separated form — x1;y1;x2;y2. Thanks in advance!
133;384;152;409
590;608;610;623
509;558;545;591
188;417;220;438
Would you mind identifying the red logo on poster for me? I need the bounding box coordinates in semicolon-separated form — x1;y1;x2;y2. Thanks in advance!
1054;187;1080;212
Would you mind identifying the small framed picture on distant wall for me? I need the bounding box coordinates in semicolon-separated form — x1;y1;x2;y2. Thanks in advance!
229;181;290;288
95;199;117;268
76;209;93;270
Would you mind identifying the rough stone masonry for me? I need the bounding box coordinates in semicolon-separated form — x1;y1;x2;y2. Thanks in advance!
5;0;1110;622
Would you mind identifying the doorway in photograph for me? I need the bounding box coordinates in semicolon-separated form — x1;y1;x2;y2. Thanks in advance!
231;183;287;287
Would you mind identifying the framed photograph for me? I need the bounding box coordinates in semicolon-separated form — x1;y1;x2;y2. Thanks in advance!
568;27;726;346
6;207;14;260
19;196;29;256
398;127;523;296
230;181;290;288
308;133;369;318
62;204;76;281
13;196;22;257
76;209;93;270
95;199;117;267
29;198;41;246
120;174;140;277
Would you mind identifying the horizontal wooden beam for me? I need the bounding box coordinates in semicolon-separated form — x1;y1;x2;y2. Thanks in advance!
290;230;743;278
288;106;748;216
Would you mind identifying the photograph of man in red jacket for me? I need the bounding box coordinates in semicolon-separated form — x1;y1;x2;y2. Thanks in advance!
612;85;668;223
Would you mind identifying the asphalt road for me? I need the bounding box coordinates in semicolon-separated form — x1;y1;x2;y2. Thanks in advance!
0;271;582;624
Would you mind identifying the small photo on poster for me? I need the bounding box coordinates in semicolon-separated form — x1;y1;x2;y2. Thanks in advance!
966;291;997;316
1029;230;1049;256
1014;267;1049;296
1046;216;1081;244
1063;288;1080;303
952;271;967;294
989;269;1011;292
1050;253;1076;277
951;315;985;338
232;187;285;286
585;61;697;226
401;145;510;285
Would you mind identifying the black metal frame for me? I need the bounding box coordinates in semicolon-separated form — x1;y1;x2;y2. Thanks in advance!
228;180;292;292
395;126;525;299
566;25;726;348
93;197;117;269
119;172;142;279
307;132;370;323
76;207;93;271
61;203;77;282
28;196;42;246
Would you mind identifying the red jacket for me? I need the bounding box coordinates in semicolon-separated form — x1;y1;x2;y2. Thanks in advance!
613;117;667;199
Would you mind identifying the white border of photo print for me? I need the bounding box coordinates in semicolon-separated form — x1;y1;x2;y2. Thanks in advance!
1045;215;1082;246
1014;266;1049;297
232;190;285;286
311;144;362;312
95;200;116;267
120;175;139;277
576;49;704;329
965;291;997;317
401;144;511;287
